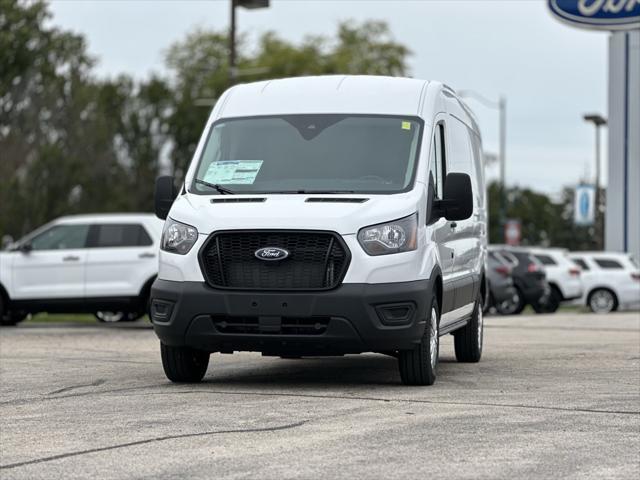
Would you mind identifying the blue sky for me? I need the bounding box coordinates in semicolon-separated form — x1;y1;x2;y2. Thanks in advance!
49;0;610;194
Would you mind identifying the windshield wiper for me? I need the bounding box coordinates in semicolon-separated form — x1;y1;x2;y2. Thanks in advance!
194;179;235;195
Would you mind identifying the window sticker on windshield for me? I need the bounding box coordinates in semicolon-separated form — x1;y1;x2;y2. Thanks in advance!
203;160;263;185
401;121;411;130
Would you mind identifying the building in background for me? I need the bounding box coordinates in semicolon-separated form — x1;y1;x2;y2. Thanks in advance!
607;30;639;261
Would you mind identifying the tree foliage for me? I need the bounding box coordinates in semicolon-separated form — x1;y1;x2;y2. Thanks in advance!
488;181;602;250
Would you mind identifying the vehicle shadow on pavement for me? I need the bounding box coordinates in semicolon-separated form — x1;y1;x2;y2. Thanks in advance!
198;353;459;387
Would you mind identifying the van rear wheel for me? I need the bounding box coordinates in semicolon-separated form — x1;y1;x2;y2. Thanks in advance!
161;343;210;383
454;295;483;363
397;297;439;386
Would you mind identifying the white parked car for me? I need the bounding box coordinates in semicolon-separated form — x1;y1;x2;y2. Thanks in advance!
149;75;487;386
528;247;583;312
0;214;163;325
568;252;640;313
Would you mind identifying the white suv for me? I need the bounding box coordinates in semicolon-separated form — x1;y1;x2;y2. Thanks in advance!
0;214;163;325
568;252;640;313
528;247;583;312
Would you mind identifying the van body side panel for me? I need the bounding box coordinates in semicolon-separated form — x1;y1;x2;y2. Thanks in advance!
441;101;486;321
423;107;456;314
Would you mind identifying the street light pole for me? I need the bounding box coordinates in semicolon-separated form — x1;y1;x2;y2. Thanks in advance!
583;113;607;250
228;0;270;85
498;96;507;226
458;90;508;225
229;0;237;83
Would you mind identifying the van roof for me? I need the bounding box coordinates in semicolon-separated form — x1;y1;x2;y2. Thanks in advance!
218;75;434;118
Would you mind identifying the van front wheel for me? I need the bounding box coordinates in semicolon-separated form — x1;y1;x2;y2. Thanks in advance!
160;343;210;383
398;297;439;386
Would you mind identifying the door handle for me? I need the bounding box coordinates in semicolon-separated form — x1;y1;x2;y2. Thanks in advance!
450;222;457;229
139;252;156;259
62;255;80;262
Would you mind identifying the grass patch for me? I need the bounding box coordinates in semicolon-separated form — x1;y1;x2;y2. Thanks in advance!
27;313;152;324
29;313;98;324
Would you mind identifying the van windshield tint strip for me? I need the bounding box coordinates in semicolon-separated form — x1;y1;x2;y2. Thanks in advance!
190;115;423;195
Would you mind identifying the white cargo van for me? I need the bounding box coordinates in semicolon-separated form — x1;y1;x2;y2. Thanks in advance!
150;76;487;386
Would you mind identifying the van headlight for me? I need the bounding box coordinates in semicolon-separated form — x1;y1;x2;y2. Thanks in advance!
357;213;418;256
161;218;198;255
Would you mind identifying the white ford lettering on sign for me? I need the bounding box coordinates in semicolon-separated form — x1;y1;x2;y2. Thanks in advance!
548;0;640;30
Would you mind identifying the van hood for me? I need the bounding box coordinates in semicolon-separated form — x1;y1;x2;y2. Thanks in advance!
168;189;425;235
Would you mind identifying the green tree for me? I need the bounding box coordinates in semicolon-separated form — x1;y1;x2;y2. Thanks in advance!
326;21;410;76
0;0;112;236
105;76;172;211
1;1;172;238
488;181;601;250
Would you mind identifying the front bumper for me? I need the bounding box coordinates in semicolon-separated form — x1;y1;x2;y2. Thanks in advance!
150;278;433;355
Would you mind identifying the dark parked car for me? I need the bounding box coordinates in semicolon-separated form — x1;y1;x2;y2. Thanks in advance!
486;251;518;314
489;246;549;314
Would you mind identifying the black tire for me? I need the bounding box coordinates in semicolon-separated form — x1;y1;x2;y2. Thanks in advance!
0;316;24;326
94;311;142;323
95;312;124;323
398;296;439;386
495;287;525;315
483;291;494;314
454;294;483;363
0;297;27;326
161;343;210;383
122;312;144;322
532;286;561;314
587;288;618;314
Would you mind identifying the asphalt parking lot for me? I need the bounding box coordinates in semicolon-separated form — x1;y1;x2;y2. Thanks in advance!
0;312;639;479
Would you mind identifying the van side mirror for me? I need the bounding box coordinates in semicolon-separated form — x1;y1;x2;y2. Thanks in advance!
155;176;178;220
19;241;32;254
431;172;473;222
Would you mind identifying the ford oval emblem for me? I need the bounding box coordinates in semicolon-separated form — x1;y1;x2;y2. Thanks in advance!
548;0;640;31
254;247;290;261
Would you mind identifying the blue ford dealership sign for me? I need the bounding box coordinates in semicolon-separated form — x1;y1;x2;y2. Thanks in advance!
548;0;640;30
574;185;596;226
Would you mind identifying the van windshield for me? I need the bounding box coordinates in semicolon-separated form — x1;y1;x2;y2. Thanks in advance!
190;115;423;195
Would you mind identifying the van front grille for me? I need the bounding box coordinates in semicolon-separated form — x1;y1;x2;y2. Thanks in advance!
199;230;350;290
